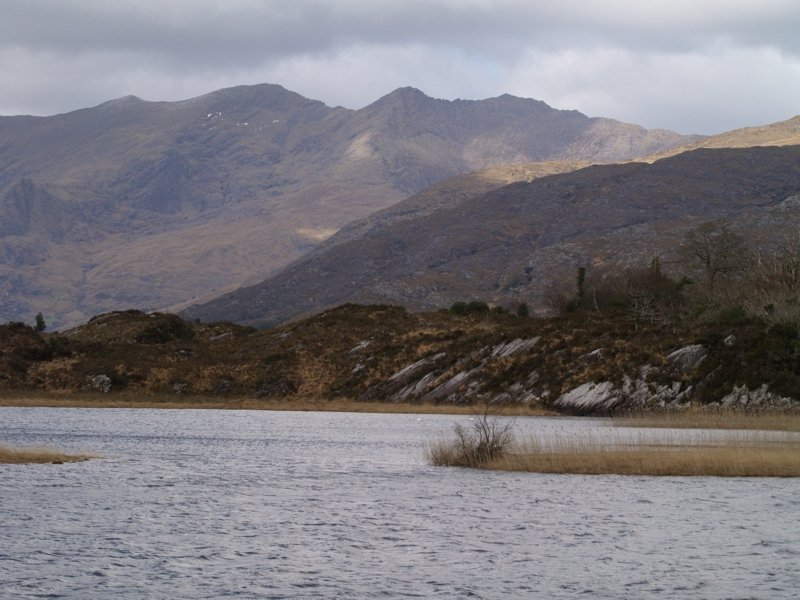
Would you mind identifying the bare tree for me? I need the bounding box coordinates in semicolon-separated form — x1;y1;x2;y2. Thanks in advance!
680;222;749;290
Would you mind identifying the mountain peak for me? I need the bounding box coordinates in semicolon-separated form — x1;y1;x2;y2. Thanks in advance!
367;86;436;109
181;83;324;111
96;95;144;110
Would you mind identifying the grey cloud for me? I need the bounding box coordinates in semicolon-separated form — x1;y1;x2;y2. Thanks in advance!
3;0;800;65
0;0;798;133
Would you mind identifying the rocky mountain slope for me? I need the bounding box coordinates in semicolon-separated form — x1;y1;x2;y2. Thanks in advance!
2;306;797;414
0;84;694;328
184;145;800;327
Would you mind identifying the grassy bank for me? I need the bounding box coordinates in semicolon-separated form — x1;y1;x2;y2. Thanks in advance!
0;391;557;416
614;411;800;432
0;445;94;465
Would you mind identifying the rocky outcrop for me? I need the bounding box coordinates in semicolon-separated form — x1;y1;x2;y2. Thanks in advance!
3;305;799;413
719;385;796;410
554;382;621;413
83;374;112;393
666;344;707;373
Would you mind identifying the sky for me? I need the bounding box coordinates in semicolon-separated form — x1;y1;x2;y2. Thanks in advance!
1;0;799;134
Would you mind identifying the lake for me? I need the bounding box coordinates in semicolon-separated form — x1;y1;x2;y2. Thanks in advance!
1;407;799;598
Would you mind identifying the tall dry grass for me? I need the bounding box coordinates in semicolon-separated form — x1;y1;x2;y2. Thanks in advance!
613;410;800;432
429;424;800;477
0;445;94;464
497;433;800;477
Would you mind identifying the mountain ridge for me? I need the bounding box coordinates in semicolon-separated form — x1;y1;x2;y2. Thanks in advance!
0;83;697;327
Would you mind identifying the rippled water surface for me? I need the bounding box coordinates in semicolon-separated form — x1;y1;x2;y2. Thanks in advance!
1;408;799;598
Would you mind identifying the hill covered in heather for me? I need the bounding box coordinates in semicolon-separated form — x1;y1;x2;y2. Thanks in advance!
184;145;800;327
3;302;798;414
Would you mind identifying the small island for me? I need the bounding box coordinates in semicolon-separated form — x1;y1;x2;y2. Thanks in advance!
0;444;94;465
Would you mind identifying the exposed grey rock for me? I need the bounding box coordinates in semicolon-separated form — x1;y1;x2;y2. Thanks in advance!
666;344;707;372
723;335;736;346
83;374;112;393
348;340;371;353
621;371;688;409
388;353;445;383
720;384;796;409
422;370;474;402
554;381;621;412
392;372;439;402
492;392;514;404
580;349;603;362
490;337;540;358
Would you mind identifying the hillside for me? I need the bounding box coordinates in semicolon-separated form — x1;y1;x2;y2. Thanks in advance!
647;115;800;161
184;145;800;327
0;84;694;328
2;306;798;414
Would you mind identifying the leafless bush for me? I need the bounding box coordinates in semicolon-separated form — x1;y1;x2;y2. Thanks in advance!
427;405;515;468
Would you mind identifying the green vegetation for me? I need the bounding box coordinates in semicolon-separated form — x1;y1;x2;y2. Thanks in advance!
449;300;490;315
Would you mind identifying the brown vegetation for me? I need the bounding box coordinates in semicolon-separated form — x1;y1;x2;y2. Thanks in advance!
0;445;94;464
614;411;800;432
426;406;515;467
494;443;800;477
2;294;800;414
0;391;556;416
430;416;800;477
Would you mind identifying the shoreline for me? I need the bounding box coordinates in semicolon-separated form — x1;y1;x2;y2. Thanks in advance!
0;393;560;417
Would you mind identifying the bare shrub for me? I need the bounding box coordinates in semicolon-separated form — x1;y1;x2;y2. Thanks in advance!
427;406;515;468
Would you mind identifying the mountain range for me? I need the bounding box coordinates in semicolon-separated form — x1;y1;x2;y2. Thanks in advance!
1;84;697;328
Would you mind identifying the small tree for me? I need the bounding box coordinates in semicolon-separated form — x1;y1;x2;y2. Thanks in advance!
34;312;46;332
576;266;587;302
680;222;748;291
516;302;530;318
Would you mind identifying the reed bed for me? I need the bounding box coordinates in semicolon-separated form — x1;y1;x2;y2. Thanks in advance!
497;435;800;477
428;424;800;477
613;411;800;432
0;444;94;465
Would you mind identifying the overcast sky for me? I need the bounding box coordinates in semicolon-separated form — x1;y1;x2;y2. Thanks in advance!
1;0;798;134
